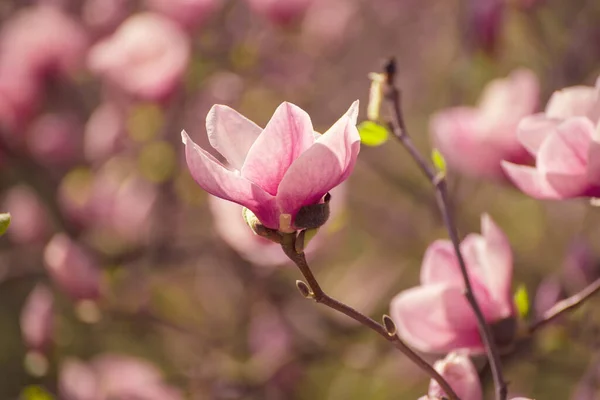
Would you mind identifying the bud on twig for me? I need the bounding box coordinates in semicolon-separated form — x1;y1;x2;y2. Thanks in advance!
382;314;397;336
296;280;314;299
294;193;331;230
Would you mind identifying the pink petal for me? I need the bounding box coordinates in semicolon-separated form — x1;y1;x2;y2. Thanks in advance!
545;86;600;121
502;162;562;199
206;104;262;170
420;240;463;286
587;138;600;185
182;130;278;228
479;214;513;314
241;102;315;195
517;114;560;155
276;101;360;218
390;284;484;353
537;117;593;175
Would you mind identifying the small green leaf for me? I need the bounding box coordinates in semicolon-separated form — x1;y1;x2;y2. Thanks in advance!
431;149;447;174
0;213;10;236
20;385;55;400
357;121;389;147
514;284;530;319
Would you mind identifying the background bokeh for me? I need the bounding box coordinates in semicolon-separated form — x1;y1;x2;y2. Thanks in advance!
1;0;600;398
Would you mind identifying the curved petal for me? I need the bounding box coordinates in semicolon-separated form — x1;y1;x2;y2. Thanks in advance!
537;117;593;175
420;240;463;286
588;137;600;185
517;114;560;155
479;214;513;314
389;284;484;354
545;86;600;121
241;102;315;195
276;102;360;219
206;105;262;170
501;162;562;199
182;130;278;228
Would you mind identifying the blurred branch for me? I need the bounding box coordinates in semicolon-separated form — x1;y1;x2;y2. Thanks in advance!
529;276;600;334
381;57;507;400
279;232;460;400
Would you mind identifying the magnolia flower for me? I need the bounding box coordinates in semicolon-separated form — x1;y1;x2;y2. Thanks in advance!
245;0;314;25
390;214;514;354
145;0;221;28
82;0;128;33
83;103;125;163
88;13;191;101
431;69;539;180
209;183;346;267
21;284;54;352
419;352;482;400
182;101;360;232
27;113;81;166
44;234;102;300
466;0;504;55
59;354;182;400
502;77;600;199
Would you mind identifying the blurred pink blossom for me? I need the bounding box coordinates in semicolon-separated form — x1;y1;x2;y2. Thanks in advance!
431;69;539;180
182;101;360;231
20;284;54;352
467;0;504;55
83;103;125;163
0;6;88;78
43;233;102;300
209;184;346;267
60;354;182;400
82;0;128;34
502;77;600;199
109;176;158;241
2;185;50;244
145;0;221;29
301;0;356;51
88;13;191;101
0;6;88;130
27;113;81;166
246;0;313;25
390;214;515;354
419;352;482;400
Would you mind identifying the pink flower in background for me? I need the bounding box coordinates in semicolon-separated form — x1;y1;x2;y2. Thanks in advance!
2;185;50;244
182;101;360;231
60;354;182;400
246;0;314;25
502;78;600;199
82;0;127;34
419;352;482;400
390;214;514;354
431;69;539;180
20;284;54;352
466;0;504;55
209;184;346;267
0;6;88;78
27;113;81;166
84;103;125;163
88;13;191;101
44;234;102;300
145;0;221;29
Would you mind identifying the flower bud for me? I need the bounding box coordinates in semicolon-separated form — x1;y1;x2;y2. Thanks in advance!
427;352;482;400
20;284;54;351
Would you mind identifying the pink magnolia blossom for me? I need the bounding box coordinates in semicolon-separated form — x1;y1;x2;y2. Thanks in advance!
82;0;128;34
430;69;539;180
88;13;191;101
83;103;126;163
390;214;514;354
419;352;482;400
502;78;600;199
43;234;102;300
145;0;221;29
59;354;182;400
2;185;50;244
246;0;314;25
209;183;346;267
466;0;504;55
27;113;81;166
20;284;54;351
182;101;360;231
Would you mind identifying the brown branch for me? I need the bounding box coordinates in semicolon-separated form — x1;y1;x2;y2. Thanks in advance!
381;58;507;400
280;233;459;400
529;276;600;334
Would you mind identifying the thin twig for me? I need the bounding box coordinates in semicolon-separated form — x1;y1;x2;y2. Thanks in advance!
529;276;600;334
381;58;507;400
280;233;459;400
